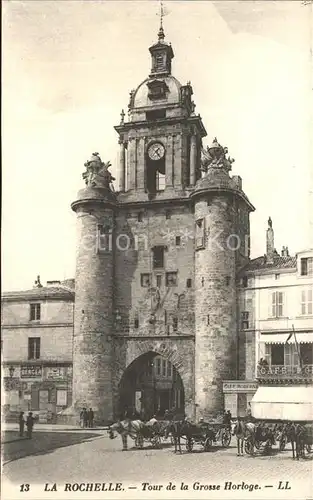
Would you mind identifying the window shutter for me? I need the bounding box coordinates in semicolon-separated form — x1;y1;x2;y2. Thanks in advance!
36;338;41;359
259;341;266;360
271;292;276;317
264;344;271;365
31;387;39;411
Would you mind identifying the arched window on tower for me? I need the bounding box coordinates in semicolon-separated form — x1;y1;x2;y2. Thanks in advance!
146;141;166;194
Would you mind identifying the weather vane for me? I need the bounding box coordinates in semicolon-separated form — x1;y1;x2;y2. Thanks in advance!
157;1;169;40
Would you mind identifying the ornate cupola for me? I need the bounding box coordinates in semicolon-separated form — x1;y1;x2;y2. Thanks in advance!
149;18;174;77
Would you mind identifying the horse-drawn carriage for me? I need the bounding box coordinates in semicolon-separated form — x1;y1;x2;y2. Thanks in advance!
233;418;313;459
244;422;276;455
206;421;232;448
166;418;231;453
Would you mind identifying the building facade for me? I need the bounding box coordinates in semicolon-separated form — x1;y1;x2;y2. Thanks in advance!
2;279;74;422
238;223;313;420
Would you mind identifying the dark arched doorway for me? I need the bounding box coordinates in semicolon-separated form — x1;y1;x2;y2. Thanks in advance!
118;351;185;420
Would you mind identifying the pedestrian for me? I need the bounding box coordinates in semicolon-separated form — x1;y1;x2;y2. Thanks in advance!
79;408;85;428
19;411;25;437
88;408;94;428
82;408;88;428
226;410;232;431
26;412;35;439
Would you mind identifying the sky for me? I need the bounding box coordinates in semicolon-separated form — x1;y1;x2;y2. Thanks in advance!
2;0;312;291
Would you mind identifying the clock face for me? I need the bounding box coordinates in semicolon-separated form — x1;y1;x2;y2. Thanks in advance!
148;142;165;161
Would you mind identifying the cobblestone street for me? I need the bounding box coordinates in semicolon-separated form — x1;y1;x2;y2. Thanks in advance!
2;430;312;500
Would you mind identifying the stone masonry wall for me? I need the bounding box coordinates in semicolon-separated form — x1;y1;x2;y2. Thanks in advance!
72;198;115;424
194;194;237;419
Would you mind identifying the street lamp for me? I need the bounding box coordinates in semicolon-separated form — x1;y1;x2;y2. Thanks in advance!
9;366;15;378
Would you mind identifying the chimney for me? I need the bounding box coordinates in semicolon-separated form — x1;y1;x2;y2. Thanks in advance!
266;217;275;263
46;280;61;287
281;246;290;257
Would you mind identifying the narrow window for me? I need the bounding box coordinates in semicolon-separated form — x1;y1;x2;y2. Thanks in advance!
30;303;41;321
141;274;151;287
195;218;205;249
153;246;164;269
207;315;210;325
271;344;284;366
156;275;162;288
28;338;41;360
241;311;249;329
301;258;308;276
175;236;181;246
166;272;177;287
162;359;167;377
134;317;139;329
156;358;161;376
173;317;178;331
186;278;192;288
271;291;284;317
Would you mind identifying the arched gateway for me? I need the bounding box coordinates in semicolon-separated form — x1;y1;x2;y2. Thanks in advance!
118;352;185;419
113;339;195;421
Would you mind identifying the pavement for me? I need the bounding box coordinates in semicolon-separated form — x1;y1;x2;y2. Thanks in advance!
2;423;109;432
2;432;313;500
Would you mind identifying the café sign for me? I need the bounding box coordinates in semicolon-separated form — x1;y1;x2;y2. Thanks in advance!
21;365;42;378
223;381;258;393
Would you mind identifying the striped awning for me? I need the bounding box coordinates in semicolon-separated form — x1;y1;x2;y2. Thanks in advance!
251;386;313;421
260;332;313;344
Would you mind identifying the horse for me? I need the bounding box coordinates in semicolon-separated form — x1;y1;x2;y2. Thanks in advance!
294;424;313;460
165;419;216;453
164;419;187;453
233;419;255;456
108;419;145;451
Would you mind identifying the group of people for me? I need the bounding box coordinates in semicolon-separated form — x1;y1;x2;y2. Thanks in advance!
19;411;35;438
80;407;94;428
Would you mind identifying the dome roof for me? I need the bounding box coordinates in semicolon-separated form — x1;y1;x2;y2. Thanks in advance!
133;75;182;109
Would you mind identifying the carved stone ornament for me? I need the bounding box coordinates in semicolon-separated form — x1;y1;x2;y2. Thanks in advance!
201;138;235;173
82;152;115;190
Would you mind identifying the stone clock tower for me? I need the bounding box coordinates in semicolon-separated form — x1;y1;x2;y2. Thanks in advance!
115;23;206;200
70;22;254;424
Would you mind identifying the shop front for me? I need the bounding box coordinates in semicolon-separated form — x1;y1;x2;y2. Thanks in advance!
223;380;258;417
3;363;72;423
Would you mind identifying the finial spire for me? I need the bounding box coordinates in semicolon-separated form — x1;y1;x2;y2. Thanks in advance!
158;2;165;41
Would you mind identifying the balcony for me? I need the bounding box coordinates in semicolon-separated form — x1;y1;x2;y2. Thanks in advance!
257;364;313;384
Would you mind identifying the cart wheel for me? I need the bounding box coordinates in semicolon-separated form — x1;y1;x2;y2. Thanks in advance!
255;440;261;450
244;439;254;455
203;437;212;451
279;437;286;451
222;431;231;447
306;444;312;453
186;438;193;452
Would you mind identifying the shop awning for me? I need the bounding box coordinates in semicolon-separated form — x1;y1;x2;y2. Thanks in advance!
251;386;313;421
260;332;313;344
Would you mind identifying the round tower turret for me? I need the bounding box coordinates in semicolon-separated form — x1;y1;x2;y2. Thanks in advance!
191;139;254;419
70;154;117;425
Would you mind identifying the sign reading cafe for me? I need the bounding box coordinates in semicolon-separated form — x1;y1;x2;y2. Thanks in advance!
21;365;42;378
